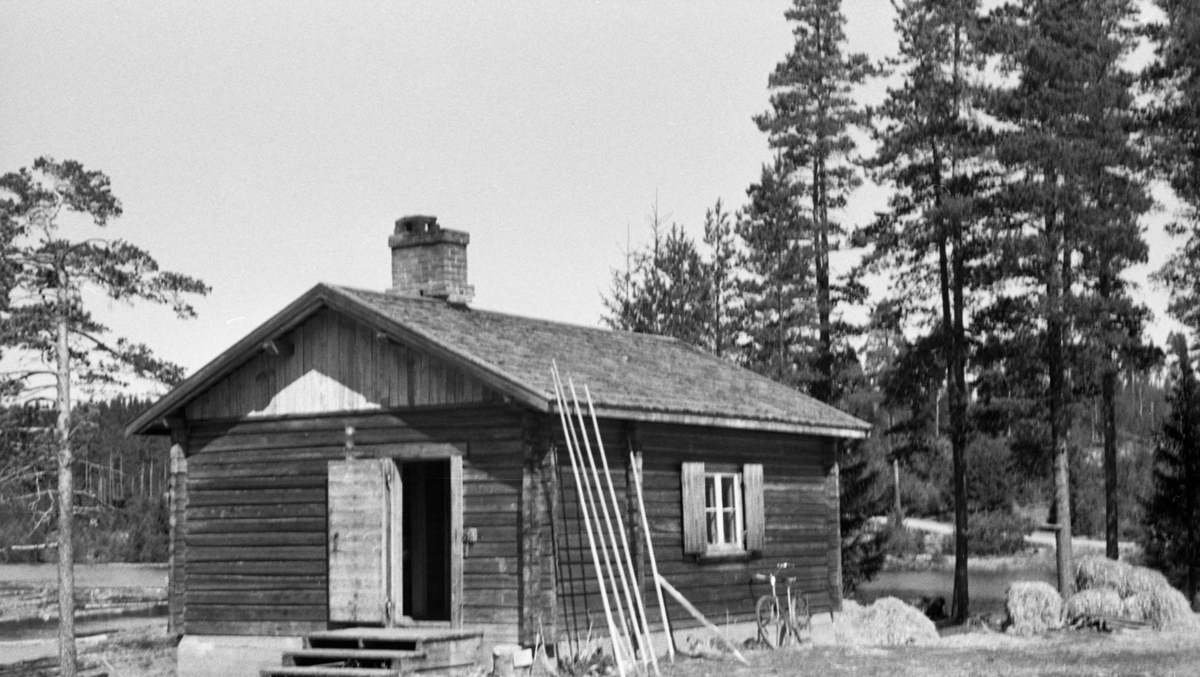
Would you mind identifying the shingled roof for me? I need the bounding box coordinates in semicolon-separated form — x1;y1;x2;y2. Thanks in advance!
127;283;870;438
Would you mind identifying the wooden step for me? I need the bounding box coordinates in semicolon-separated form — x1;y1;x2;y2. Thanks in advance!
307;628;482;645
283;648;426;668
305;627;484;668
260;667;401;677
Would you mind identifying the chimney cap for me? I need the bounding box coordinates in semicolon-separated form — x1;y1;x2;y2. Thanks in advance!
395;214;440;235
389;215;469;249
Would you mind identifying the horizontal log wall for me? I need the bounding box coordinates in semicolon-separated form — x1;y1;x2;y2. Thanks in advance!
549;420;837;642
186;307;500;420
181;405;524;644
639;423;837;628
549;418;638;646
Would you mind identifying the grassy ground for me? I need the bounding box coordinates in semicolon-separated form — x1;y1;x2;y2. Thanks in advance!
662;629;1200;677
6;623;1200;676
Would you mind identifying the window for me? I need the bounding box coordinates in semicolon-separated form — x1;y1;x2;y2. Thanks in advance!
681;462;764;557
704;472;743;550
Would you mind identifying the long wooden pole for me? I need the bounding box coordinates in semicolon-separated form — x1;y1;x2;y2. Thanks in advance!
630;446;674;662
655;575;749;666
559;373;637;671
550;366;628;676
582;385;659;676
567;379;645;672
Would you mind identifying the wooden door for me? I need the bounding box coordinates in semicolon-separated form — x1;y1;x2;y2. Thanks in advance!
328;458;402;625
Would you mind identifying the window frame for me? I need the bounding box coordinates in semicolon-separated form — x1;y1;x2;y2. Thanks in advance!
681;461;765;559
703;471;745;552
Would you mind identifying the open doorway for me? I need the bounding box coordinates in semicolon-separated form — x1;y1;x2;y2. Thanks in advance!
401;460;451;621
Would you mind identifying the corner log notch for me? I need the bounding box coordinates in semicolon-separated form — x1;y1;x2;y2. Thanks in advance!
166;417;189;635
520;413;557;646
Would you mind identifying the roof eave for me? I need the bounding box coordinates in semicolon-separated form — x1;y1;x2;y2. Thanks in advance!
582;404;871;439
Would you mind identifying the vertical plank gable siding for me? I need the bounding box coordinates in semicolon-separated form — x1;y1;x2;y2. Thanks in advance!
182;406;524;640
552;420;836;640
185;308;498;421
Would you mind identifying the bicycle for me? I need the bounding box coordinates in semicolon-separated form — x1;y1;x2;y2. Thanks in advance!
752;562;811;649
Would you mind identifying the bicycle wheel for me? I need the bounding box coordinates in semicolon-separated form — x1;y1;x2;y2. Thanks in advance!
755;595;782;649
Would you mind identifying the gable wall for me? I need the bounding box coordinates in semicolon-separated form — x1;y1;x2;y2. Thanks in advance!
185;307;498;421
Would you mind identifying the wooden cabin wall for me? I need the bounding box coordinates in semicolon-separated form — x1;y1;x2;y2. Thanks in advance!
547;418;638;646
639;423;838;628
179;404;525;646
185;308;499;420
548;420;838;642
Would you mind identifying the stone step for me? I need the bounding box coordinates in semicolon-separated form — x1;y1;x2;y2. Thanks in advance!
283;648;426;668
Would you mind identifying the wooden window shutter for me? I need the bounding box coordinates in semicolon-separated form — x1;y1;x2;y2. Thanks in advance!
681;462;706;555
743;463;765;554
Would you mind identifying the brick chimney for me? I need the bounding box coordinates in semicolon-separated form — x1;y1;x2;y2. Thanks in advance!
388;215;474;304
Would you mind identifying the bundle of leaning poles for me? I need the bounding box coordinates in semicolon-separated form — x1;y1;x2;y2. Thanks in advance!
549;362;748;676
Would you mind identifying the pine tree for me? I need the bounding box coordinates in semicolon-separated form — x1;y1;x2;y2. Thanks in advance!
735;158;815;386
857;0;987;620
0;158;207;676
602;205;710;346
701;199;738;359
1143;335;1200;603
1148;1;1200;335
985;0;1149;595
753;0;877;404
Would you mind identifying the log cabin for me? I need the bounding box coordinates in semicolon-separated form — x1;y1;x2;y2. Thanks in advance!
127;216;870;676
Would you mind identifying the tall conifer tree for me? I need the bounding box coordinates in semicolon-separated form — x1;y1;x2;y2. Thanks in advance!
1148;1;1200;336
736;158;814;386
857;0;986;621
1143;335;1200;602
986;0;1148;594
753;0;877;404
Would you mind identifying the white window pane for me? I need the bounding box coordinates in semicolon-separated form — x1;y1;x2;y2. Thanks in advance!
707;511;718;543
722;476;735;507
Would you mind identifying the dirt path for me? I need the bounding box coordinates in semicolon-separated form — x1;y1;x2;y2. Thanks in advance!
897;517;1138;553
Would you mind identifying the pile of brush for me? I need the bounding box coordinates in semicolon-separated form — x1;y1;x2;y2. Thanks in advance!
1068;556;1198;631
1005;581;1064;636
833;597;939;646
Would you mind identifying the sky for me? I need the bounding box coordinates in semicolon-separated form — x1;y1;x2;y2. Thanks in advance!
0;1;1185;396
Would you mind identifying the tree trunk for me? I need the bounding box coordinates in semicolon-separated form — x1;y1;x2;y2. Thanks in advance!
1103;364;1119;560
56;283;77;676
1099;269;1120;561
893;459;903;524
1048;206;1074;597
951;218;969;622
811;13;833;406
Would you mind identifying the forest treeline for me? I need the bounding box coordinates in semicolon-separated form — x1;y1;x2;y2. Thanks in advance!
605;0;1200;617
0;397;169;563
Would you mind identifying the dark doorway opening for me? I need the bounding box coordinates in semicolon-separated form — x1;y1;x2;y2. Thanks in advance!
401;460;451;621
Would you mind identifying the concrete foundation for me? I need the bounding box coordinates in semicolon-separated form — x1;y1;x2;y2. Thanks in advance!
177;635;303;677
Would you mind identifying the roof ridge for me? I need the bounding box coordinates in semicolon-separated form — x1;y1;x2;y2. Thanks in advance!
332;284;684;345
